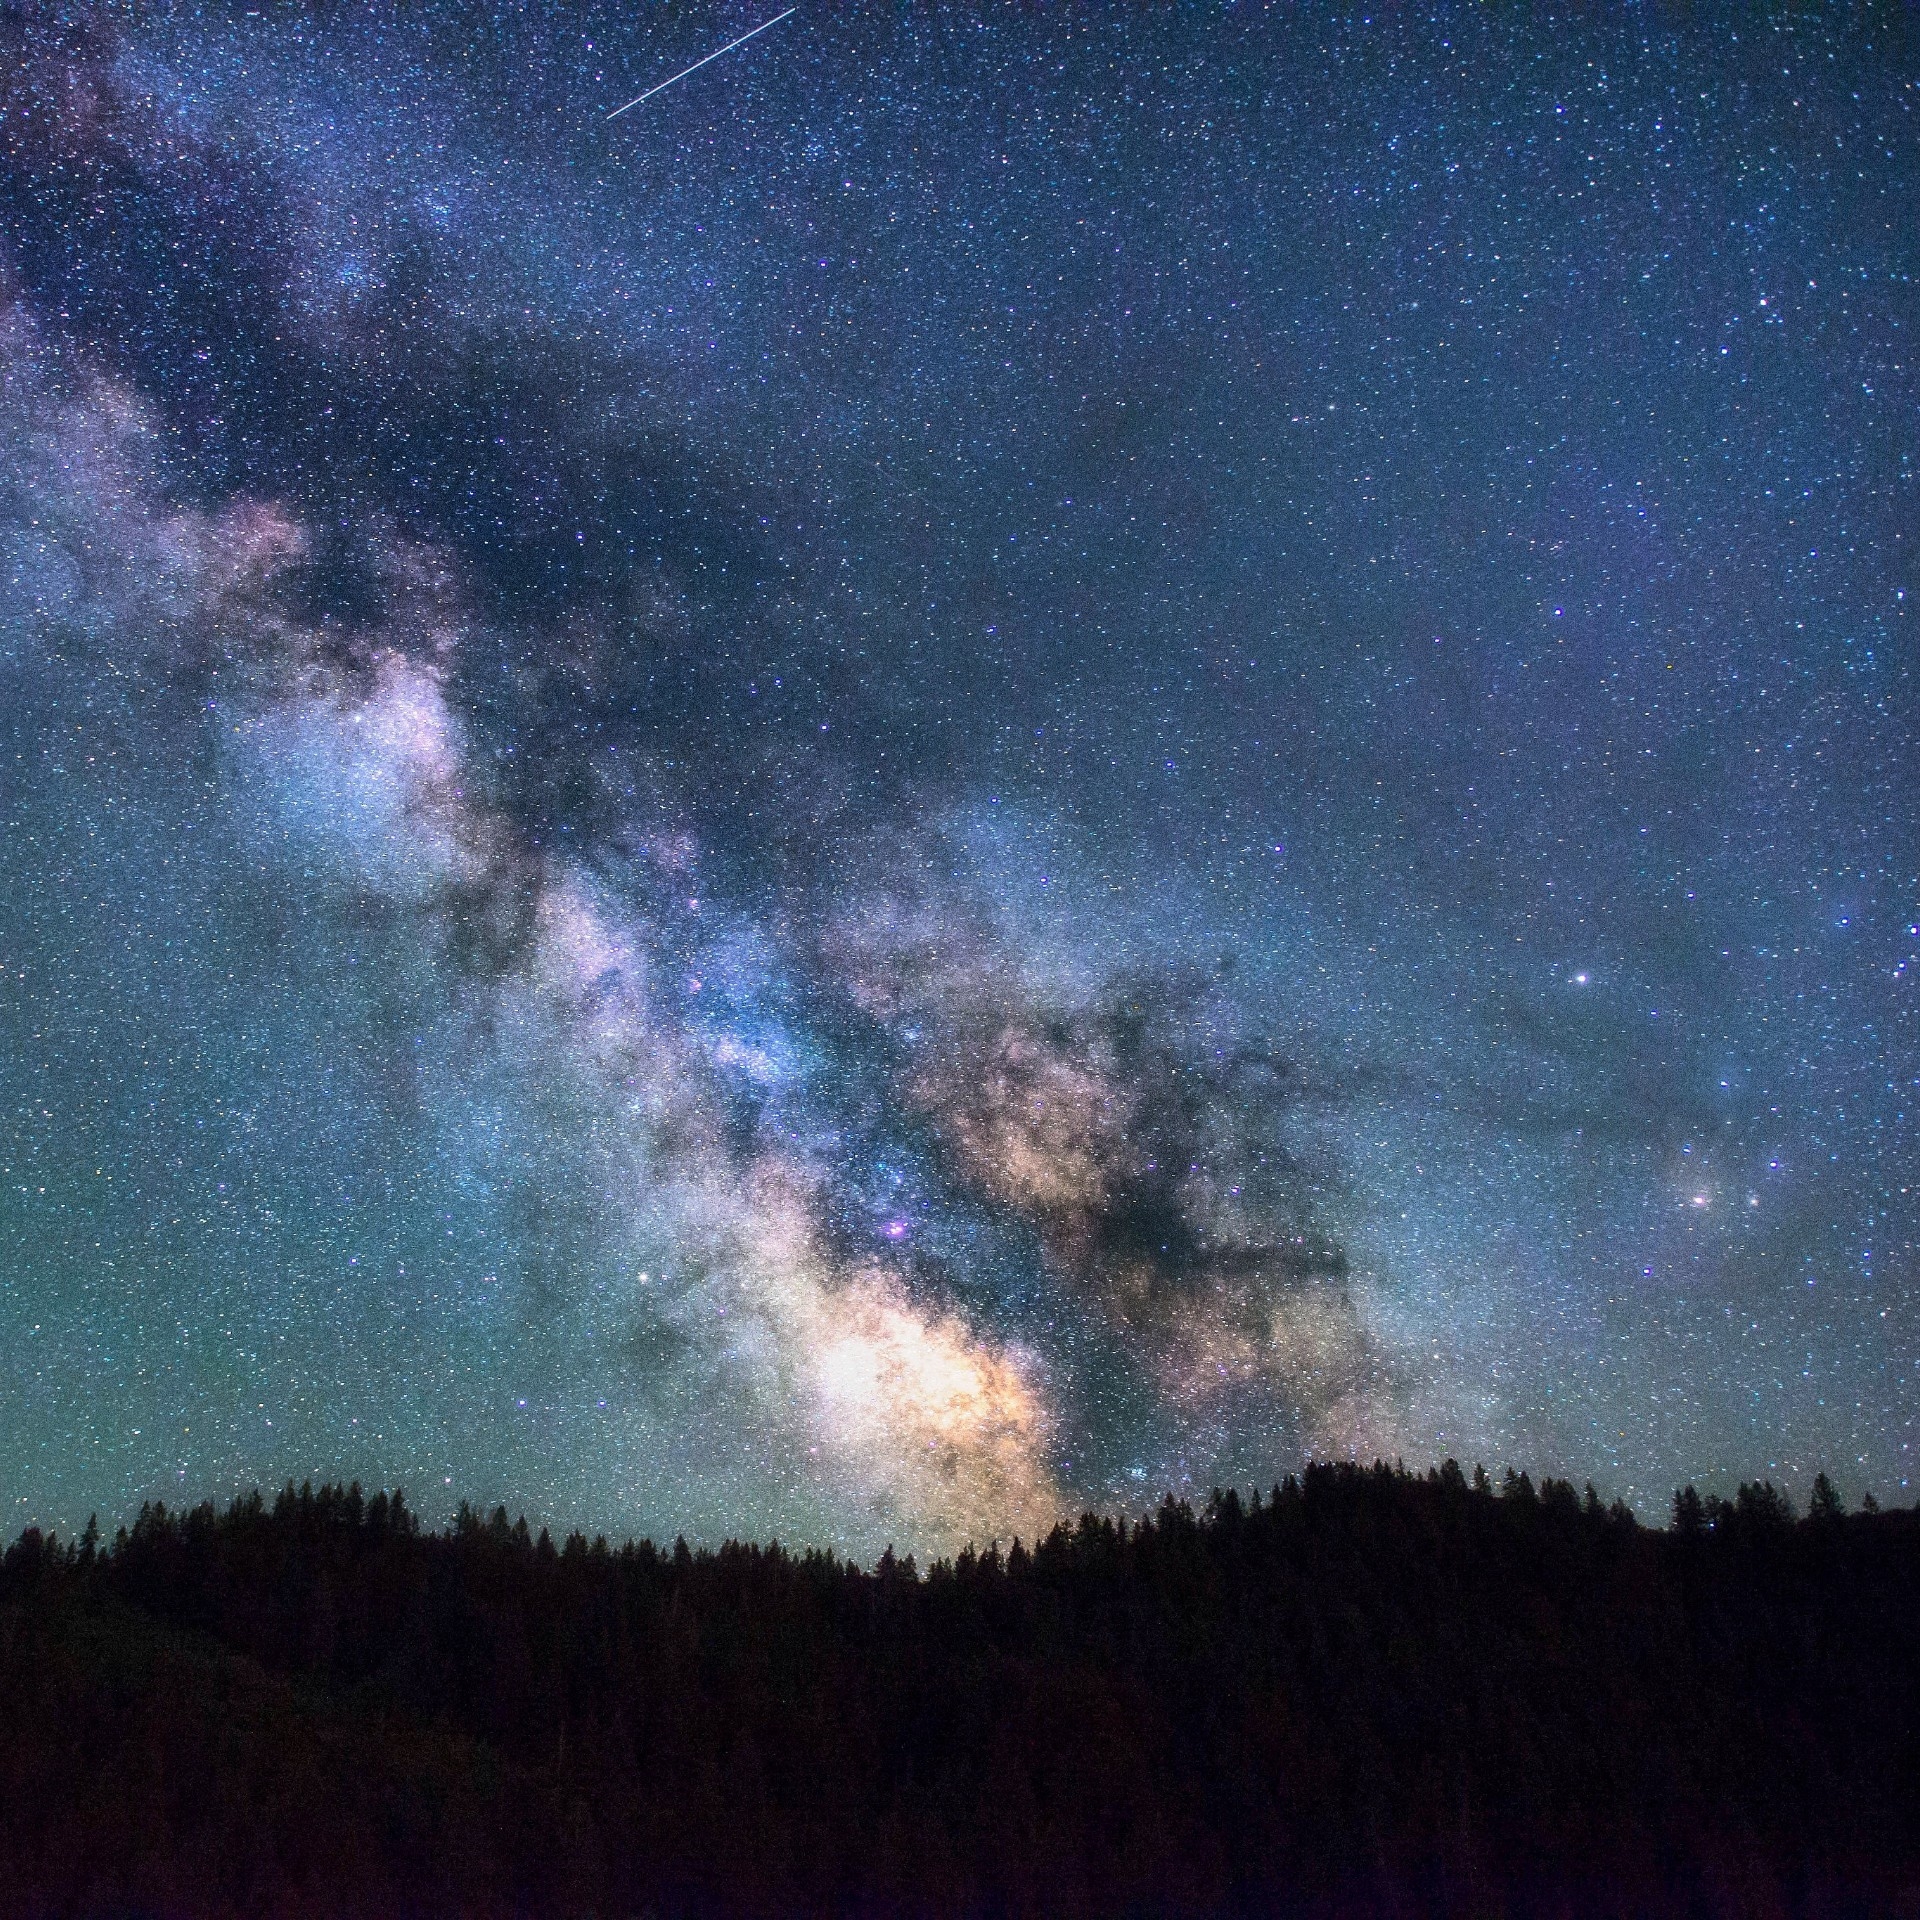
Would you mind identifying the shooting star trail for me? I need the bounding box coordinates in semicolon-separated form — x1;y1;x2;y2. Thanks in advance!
606;7;797;120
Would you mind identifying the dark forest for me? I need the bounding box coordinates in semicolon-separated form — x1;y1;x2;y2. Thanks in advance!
3;1463;1917;1917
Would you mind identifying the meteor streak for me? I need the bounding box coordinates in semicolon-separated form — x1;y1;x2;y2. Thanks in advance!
606;8;797;120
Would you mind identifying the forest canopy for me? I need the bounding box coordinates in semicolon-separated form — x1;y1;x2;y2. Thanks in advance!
3;1461;1916;1917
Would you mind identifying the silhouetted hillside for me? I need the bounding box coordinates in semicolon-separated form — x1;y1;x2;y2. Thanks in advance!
3;1463;1917;1917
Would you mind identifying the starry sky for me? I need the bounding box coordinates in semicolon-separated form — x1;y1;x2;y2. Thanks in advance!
1;2;1914;1557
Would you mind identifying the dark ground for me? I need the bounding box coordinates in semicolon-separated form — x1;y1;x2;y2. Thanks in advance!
3;1463;1917;1917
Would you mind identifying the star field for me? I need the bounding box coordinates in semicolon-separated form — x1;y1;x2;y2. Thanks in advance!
1;3;1914;1556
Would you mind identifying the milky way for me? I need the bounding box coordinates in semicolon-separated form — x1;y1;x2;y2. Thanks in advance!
1;5;1914;1556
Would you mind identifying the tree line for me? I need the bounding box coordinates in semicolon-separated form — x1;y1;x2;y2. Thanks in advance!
2;1461;1915;1916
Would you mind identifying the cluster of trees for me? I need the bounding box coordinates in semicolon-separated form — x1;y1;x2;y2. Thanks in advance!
2;1462;1916;1916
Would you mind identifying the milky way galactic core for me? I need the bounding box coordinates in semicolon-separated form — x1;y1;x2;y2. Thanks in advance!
1;5;1913;1555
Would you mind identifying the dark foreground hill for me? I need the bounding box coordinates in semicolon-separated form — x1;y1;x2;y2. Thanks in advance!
2;1465;1917;1918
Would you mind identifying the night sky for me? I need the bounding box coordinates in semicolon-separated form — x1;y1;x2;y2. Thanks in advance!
1;3;1914;1558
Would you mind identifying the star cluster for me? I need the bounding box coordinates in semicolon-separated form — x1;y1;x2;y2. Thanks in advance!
1;4;1913;1555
